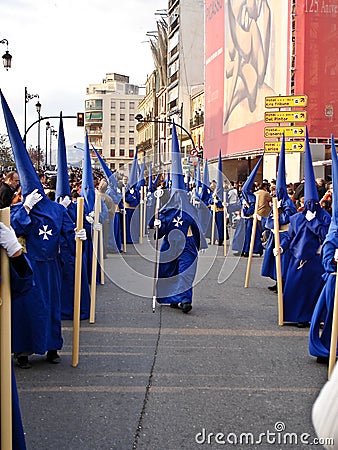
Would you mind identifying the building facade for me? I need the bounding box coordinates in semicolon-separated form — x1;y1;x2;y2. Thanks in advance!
85;73;143;173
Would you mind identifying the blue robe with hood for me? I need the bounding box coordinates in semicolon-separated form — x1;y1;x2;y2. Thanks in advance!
232;198;263;255
309;232;338;357
10;198;76;354
156;190;208;305
283;203;330;323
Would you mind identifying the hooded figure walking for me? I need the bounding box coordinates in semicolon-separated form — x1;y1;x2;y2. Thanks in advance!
154;122;208;313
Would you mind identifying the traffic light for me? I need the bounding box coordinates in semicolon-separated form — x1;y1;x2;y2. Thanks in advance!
77;112;84;127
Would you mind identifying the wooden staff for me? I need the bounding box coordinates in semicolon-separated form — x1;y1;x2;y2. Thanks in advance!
98;195;104;285
244;200;259;288
0;207;12;449
152;187;164;313
223;191;227;257
211;193;216;245
143;186;147;238
89;194;101;324
139;186;143;244
273;197;284;326
328;266;338;378
72;198;84;368
122;186;127;253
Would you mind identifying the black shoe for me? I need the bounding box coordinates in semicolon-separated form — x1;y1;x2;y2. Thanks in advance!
46;350;60;364
268;284;277;292
218;240;224;246
316;356;329;364
233;252;240;256
297;322;310;328
241;252;249;257
170;304;179;309
181;303;192;314
17;356;31;369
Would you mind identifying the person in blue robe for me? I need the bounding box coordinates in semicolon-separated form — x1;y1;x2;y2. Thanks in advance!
282;130;330;326
122;149;140;244
155;122;208;313
55;114;90;321
261;135;297;291
0;91;79;366
309;135;338;362
232;157;263;257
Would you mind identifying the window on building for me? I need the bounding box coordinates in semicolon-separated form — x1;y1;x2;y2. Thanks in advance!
120;137;125;145
120;114;125;121
111;125;116;133
120;101;125;109
119;163;124;169
129;127;134;133
120;149;125;156
129;114;134;121
110;149;115;157
110;162;115;170
85;99;103;109
129;149;134;158
129;137;134;145
120;125;125;133
111;101;116;109
85;111;103;120
130;101;135;109
111;113;116;121
110;137;115;145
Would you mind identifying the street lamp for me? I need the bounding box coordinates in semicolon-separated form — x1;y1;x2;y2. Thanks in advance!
135;113;196;169
49;126;57;167
35;100;42;171
0;39;12;70
24;87;39;143
45;121;50;167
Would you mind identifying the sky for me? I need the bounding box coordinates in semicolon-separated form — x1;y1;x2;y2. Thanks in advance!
0;0;167;157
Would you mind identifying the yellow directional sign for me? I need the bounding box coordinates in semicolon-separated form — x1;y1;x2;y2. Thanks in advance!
265;95;308;108
264;141;305;153
264;126;306;138
264;111;307;123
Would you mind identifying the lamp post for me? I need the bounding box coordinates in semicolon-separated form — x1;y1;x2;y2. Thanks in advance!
135;113;196;170
0;39;12;70
45;121;50;168
35;100;41;171
49;126;57;167
24;88;39;144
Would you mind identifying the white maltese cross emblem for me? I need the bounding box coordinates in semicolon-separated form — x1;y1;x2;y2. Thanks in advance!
39;224;53;240
173;216;183;227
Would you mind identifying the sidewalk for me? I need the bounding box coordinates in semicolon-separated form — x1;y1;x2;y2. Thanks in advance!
16;241;328;450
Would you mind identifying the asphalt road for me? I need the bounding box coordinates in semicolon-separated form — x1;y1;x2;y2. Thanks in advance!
15;237;329;450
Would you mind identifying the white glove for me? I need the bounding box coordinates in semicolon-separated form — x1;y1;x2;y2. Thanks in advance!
75;228;87;241
93;223;102;232
305;210;316;221
277;199;282;208
273;247;283;257
24;189;43;211
0;223;22;257
60;195;71;208
255;213;262;221
243;200;249;208
154;219;161;228
334;249;338;262
86;211;95;224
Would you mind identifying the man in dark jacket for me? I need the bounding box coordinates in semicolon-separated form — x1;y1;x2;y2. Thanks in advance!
0;171;20;207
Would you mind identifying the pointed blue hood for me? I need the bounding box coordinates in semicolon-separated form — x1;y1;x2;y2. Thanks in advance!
276;134;288;201
0;89;45;198
171;121;185;192
128;147;138;189
55;112;71;201
241;157;262;204
81;132;95;213
92;145;122;203
304;127;319;206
